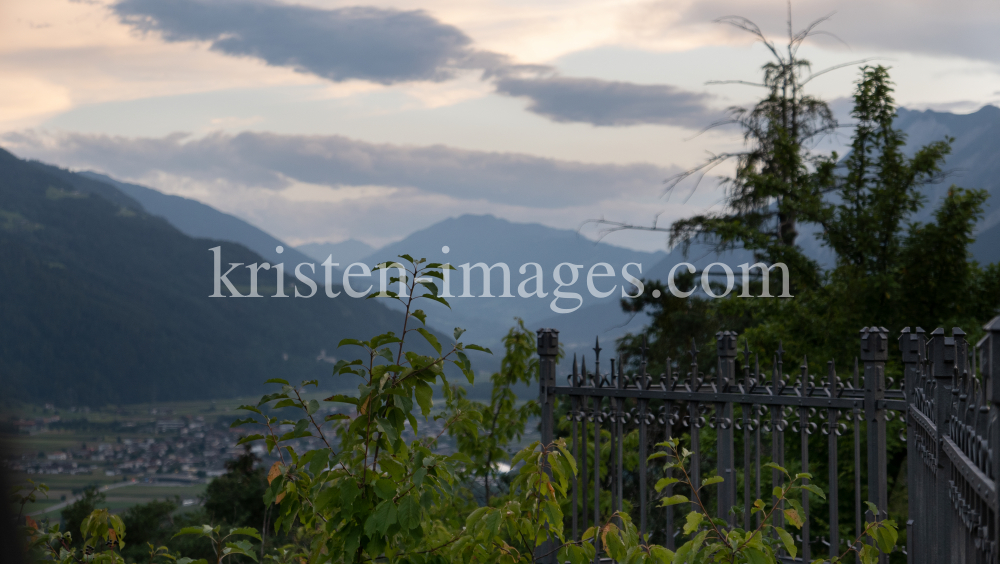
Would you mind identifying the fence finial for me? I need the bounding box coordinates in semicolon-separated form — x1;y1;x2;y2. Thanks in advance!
716;330;737;359
860;326;889;361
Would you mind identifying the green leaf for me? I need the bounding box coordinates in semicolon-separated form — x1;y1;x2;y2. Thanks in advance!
482;508;502;538
305;399;320;415
874;524;898;553
376;418;399;445
775;526;797;559
683;511;704;535
783;508;803;529
421;294;451;309
416;328;442;355
230;418;257;428
377;348;394;363
464;506;489;532
226;540;258;562
364;500;398;536
647;452;668;461
465;344;493;354
228;527;262;541
411;309;427;325
173;527;210;538
397;495;421;530
660;494;689;506
323;394;359;406
764;462;789;476
236;434;264;445
541;500;562;528
655;477;679;492
374;478;397;500
649;545;675;564
453;327;466;340
801;483;826;499
604;527;626;561
264;378;289;385
859;544;879;564
701;476;724;487
414;380;433;418
744;547;769;564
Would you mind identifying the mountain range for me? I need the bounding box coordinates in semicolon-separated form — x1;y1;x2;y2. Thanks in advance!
2;105;997;404
0;149;416;406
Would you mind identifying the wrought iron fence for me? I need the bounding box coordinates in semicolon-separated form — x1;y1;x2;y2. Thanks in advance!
535;317;1000;563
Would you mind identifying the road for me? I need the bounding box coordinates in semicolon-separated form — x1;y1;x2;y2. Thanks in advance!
30;481;136;516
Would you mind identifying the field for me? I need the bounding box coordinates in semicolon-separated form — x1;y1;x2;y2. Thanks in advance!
2;397;258;518
4;393;538;518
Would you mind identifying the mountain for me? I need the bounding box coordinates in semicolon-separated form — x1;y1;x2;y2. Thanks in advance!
895;105;1000;231
354;214;665;370
0;148;413;406
639;105;1000;282
971;220;1000;265
298;239;375;266
73;171;317;272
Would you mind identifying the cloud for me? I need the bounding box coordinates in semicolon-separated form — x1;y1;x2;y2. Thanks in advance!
662;0;1000;65
108;0;717;128
2;130;673;208
494;75;718;127
111;0;500;84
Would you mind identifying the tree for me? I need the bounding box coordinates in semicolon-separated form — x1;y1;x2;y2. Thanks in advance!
899;186;995;332
202;448;269;530
447;318;543;505
820;65;952;327
60;486;105;548
118;497;179;561
597;8;850;292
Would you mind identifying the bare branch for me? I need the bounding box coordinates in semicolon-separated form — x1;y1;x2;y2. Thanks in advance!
714;16;781;61
801;58;885;85
705;80;767;87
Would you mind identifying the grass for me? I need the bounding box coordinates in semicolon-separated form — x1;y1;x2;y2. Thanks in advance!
16;476;209;516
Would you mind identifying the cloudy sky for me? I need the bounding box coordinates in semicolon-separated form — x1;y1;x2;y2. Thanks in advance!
2;0;998;250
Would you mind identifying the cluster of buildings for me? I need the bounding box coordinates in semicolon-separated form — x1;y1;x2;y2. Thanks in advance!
4;402;457;482
5;416;250;480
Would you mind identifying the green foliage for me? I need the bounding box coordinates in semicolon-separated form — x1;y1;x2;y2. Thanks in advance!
455;440;578;563
118;498;180;562
447;318;545;504
558;439;897;564
202;450;269;530
61;486;107;548
173;525;261;563
666;16;840;290
227;256;518;563
15;481;126;564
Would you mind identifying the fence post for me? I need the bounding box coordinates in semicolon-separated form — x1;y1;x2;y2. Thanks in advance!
860;326;889;564
716;331;737;525
537;328;559;446
536;328;559;564
984;316;1000;564
899;327;924;564
928;327;955;564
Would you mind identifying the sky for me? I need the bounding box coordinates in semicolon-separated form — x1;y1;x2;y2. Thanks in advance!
2;0;999;251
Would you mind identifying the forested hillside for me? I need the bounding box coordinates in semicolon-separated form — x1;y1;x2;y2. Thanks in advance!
0;148;404;406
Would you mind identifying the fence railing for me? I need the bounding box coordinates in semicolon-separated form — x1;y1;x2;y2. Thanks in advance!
536;317;1000;563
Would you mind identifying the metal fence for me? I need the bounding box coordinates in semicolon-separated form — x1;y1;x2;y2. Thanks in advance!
536;317;1000;563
